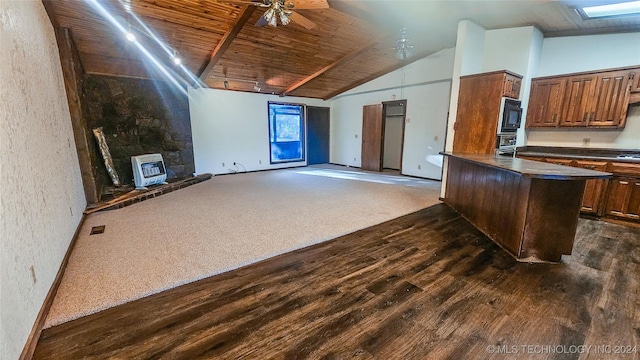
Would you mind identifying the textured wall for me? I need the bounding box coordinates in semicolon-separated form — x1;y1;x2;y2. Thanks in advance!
83;75;194;188
0;1;86;359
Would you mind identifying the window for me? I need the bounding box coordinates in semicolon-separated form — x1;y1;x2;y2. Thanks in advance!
268;102;305;163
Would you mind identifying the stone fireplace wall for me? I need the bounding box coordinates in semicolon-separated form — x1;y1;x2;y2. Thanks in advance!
82;75;194;188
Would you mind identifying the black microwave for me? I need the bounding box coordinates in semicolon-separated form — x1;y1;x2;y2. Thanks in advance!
498;97;522;133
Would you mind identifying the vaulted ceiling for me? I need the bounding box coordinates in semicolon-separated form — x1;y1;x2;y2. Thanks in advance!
43;0;640;100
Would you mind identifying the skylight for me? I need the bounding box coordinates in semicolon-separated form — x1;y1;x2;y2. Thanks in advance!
580;1;640;19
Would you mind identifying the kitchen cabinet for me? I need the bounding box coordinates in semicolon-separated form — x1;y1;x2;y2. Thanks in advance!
516;152;640;224
629;71;640;93
561;75;596;127
574;160;608;216
526;66;638;129
526;78;565;128
453;70;522;154
502;73;522;98
588;70;632;127
606;177;640;221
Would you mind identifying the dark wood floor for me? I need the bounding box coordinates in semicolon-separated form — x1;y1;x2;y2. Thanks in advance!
34;204;640;360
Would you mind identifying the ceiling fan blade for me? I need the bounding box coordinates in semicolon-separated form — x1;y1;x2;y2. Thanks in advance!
256;15;267;27
288;0;329;10
289;11;317;29
213;0;263;6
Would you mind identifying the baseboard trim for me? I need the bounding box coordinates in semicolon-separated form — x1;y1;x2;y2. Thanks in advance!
19;214;86;360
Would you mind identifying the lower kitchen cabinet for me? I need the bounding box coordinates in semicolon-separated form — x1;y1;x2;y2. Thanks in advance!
606;177;640;221
516;154;640;224
574;160;608;216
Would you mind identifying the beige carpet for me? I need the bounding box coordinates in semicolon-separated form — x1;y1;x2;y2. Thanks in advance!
44;165;442;328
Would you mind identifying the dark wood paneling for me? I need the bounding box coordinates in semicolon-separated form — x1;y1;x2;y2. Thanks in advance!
443;156;594;262
521;178;585;259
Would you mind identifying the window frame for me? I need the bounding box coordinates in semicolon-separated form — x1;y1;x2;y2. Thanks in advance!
267;101;306;164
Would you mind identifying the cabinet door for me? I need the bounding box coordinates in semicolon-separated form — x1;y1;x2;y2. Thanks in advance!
503;74;522;99
561;75;596;127
630;71;640;93
526;78;566;128
588;70;632;128
574;160;608;215
545;157;574;166
606;177;640;221
517;156;545;162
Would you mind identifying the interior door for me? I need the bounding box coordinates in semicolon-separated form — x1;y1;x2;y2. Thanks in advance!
307;106;330;165
361;104;384;171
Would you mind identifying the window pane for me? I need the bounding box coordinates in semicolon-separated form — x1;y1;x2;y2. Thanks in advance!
269;103;304;164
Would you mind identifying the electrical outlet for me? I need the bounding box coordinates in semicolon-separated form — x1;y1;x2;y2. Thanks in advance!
434;135;438;141
355;134;358;139
222;162;225;167
354;157;357;162
418;164;421;170
29;265;36;284
582;138;591;147
259;160;262;165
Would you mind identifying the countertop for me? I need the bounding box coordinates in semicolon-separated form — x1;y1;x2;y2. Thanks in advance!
441;152;612;180
516;146;640;164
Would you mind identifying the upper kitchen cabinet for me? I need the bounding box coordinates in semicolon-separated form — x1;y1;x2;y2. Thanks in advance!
526;66;639;129
588;70;632;127
526;78;565;128
560;75;596;127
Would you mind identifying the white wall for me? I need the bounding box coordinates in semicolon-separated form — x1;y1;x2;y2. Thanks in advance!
526;32;640;150
444;20;486;153
537;33;640;76
188;88;328;175
331;48;455;180
0;2;86;359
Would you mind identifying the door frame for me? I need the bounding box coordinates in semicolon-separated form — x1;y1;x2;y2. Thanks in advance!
382;100;407;174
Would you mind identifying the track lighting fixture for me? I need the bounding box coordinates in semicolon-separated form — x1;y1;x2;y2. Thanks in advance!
218;77;261;92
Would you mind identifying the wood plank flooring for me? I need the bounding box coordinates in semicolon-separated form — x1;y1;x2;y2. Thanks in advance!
33;204;640;359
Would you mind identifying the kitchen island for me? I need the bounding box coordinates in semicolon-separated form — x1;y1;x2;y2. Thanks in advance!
441;153;612;262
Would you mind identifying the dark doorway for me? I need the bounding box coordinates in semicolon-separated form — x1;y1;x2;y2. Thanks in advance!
307;106;330;165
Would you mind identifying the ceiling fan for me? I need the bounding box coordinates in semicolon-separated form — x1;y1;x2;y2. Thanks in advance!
215;0;329;29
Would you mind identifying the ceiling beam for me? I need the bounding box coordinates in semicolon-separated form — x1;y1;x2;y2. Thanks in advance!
198;6;256;81
280;40;378;97
322;51;435;100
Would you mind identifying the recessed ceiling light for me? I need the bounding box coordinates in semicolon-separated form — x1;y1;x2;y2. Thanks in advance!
579;1;640;19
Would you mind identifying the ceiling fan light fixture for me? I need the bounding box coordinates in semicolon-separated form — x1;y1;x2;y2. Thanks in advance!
264;7;276;23
172;50;181;65
279;11;291;26
393;27;414;60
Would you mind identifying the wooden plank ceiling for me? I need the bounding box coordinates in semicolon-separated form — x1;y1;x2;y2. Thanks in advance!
43;0;640;100
43;0;411;100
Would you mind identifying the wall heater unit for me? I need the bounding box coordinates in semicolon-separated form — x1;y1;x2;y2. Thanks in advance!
131;153;167;190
